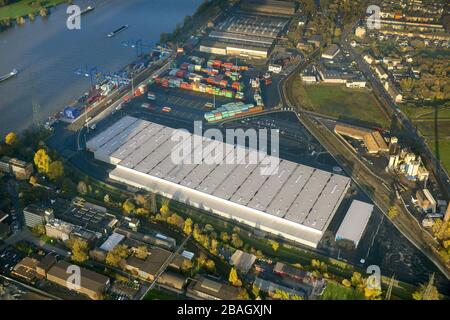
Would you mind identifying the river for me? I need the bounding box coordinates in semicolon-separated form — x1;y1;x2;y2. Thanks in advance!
0;0;202;137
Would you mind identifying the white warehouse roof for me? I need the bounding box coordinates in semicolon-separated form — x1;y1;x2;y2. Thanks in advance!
87;116;351;248
335;200;373;247
99;232;125;252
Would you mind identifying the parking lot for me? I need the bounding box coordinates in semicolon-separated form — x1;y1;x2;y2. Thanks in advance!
0;247;24;276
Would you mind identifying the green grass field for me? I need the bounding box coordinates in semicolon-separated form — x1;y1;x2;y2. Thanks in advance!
429;139;450;173
0;0;64;20
291;79;391;128
144;289;180;300
401;105;450;172
320;282;365;300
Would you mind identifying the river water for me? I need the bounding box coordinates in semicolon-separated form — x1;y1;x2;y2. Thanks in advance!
0;0;202;136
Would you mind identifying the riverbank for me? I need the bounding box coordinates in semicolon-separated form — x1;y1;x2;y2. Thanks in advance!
0;0;65;30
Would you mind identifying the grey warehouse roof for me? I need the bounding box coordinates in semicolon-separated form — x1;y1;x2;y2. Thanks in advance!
87;117;351;247
335;200;373;246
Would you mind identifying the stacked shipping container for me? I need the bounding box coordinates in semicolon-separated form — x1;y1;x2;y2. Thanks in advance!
204;102;263;123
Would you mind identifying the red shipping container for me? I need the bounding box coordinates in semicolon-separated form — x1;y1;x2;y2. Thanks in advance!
180;63;189;70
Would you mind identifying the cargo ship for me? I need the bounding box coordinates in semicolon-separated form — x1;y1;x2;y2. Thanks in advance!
0;69;18;83
81;5;95;15
204;102;263;123
108;25;128;38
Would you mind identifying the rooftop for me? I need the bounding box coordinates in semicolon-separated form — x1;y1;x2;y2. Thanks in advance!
47;260;109;293
89;117;351;247
335;200;373;245
188;275;240;300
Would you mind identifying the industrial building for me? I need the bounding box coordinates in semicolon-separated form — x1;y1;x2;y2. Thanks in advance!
23;205;54;228
254;277;305;299
240;0;297;16
199;12;289;60
0;156;33;180
187;275;241;300
416;189;437;214
321;44;340;60
335;200;373;247
57;198;118;235
199;39;270;59
87;116;351;248
12;257;40;282
99;232;125;252
229;250;257;274
334;124;389;154
45;218;74;242
123;247;188;281
114;227;177;251
46;260;110;300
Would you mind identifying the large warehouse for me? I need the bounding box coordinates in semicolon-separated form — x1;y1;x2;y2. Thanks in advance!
87;116;351;248
240;0;297;16
199;12;289;59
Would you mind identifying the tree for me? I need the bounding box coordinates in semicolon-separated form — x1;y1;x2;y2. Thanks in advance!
342;279;352;287
231;233;243;248
311;259;327;272
34;149;51;173
167;213;184;229
77;181;88;194
47;161;64;180
268;239;279;252
136;207;150;217
181;259;193;272
134;245;148;260
29;176;38;186
196;252;207;268
364;287;382;300
205;259;215;271
106;245;129;268
183;218;193;235
122;199;136;215
160;199;170;217
412;274;440;300
351;272;364;289
220;231;230;242
68;239;89;263
32;224;46;237
229;267;242;287
210;239;219;255
5;132;18;145
387;206;398;219
237;288;250;300
252;284;260;298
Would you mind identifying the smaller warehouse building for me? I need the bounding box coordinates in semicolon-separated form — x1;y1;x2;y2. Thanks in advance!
334;124;389;154
335;200;373;247
187;275;241;300
229;250;257;274
240;0;296;15
46;260;110;300
321;44;340;59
